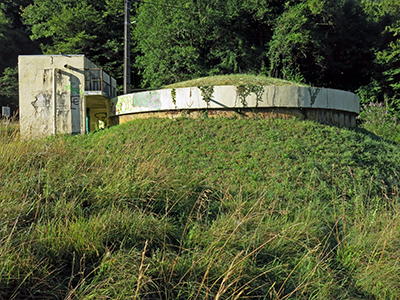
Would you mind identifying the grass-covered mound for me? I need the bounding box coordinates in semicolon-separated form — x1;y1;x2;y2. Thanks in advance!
164;74;307;89
0;118;399;299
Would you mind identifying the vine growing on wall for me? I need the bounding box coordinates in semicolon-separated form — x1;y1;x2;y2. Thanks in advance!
199;86;214;108
308;87;321;106
237;85;264;107
171;88;177;107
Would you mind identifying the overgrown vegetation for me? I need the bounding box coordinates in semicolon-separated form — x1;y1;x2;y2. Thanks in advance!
1;0;399;115
358;103;400;143
0;120;19;143
133;0;399;117
164;74;304;89
1;0;400;298
0;116;399;299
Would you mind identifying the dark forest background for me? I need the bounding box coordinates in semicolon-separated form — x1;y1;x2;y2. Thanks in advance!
0;0;399;116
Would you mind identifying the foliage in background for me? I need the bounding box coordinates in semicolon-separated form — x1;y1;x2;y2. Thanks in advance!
0;118;399;299
134;0;291;88
0;3;20;109
0;0;38;112
22;0;128;89
375;21;400;115
134;0;203;88
0;5;8;41
0;0;39;74
268;0;376;90
357;0;400;117
133;0;400;114
0;67;18;110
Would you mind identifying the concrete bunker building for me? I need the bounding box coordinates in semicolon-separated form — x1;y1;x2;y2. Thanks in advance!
19;55;116;138
19;55;360;138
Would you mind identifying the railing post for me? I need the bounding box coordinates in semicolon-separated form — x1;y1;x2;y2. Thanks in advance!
100;69;104;94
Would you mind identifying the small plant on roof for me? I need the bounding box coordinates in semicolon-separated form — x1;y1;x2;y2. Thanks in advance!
171;88;177;107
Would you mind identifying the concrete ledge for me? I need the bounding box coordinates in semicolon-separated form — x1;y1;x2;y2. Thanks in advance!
111;85;360;128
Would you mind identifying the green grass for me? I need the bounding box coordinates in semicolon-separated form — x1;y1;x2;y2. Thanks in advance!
164;74;307;89
0;120;19;143
358;104;400;143
0;117;399;299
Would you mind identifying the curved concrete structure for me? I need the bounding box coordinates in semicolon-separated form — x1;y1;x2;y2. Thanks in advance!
111;85;360;127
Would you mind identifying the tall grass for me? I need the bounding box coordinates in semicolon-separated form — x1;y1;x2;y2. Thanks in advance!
0;119;19;144
359;103;400;143
0;117;399;299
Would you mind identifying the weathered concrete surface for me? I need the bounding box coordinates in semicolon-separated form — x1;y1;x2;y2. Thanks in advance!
112;85;359;128
115;108;357;128
19;55;84;138
19;55;116;138
112;85;360;115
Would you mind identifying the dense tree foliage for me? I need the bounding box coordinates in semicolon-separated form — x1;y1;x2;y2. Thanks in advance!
268;0;377;90
133;0;400;115
134;0;294;87
0;67;18;110
357;0;400;113
0;1;38;109
22;0;127;87
0;0;399;114
378;22;400;105
0;0;39;72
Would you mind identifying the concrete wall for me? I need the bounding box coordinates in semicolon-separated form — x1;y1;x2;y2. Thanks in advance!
112;85;360;116
19;55;86;138
19;55;117;138
111;85;360;127
116;108;357;128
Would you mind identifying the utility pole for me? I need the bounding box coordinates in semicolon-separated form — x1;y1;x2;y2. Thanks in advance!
124;0;131;94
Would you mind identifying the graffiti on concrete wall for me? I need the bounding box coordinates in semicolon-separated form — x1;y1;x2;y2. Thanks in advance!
30;71;82;135
56;91;69;115
56;90;70;133
64;84;84;97
114;91;162;115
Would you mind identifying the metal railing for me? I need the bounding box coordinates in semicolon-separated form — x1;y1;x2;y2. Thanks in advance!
84;69;116;98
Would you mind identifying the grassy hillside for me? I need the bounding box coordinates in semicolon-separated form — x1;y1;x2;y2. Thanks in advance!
0;118;399;299
164;74;307;89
